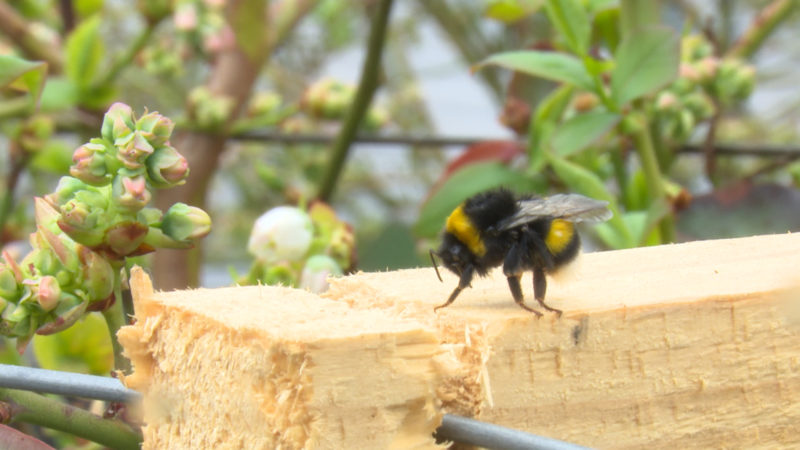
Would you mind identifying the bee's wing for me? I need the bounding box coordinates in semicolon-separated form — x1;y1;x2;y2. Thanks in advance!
499;194;612;230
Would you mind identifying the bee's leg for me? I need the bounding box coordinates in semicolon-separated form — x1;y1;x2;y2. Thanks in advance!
507;274;543;317
533;266;562;316
503;243;543;316
527;232;555;270
434;265;474;312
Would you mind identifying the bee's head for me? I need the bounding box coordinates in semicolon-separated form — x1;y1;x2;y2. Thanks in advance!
431;234;471;279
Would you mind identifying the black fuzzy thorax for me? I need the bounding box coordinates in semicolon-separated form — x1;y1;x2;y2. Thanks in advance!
460;188;517;231
458;189;519;276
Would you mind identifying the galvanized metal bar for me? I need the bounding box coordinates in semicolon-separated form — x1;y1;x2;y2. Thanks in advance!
0;364;592;448
437;413;592;450
0;364;140;403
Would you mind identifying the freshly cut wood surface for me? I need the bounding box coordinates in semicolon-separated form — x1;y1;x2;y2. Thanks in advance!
121;233;800;449
118;275;444;449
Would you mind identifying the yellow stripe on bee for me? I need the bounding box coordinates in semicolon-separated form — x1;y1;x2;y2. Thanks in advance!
545;219;574;255
445;205;486;257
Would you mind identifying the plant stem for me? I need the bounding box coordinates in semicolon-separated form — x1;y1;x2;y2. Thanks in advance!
610;147;629;208
727;0;797;59
0;149;30;245
0;97;33;119
315;0;394;202
95;22;159;88
0;3;64;73
0;388;142;450
591;73;616;112
629;115;675;243
102;264;131;374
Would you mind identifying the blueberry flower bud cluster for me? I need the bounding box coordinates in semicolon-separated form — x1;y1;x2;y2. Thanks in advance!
188;87;234;130
0;103;212;347
47;103;210;260
650;34;756;145
0;199;115;351
299;78;388;131
241;201;355;293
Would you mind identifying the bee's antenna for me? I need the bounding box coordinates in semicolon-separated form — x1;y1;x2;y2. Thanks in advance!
429;249;443;282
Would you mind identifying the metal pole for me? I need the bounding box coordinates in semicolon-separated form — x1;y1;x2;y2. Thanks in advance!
0;364;593;448
436;414;592;450
0;363;140;403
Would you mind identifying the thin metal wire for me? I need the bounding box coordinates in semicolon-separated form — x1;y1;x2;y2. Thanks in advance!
0;364;592;448
0;363;140;403
230;130;800;158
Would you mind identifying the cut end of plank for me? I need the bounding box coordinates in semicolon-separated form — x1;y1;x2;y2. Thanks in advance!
120;267;445;449
120;234;800;448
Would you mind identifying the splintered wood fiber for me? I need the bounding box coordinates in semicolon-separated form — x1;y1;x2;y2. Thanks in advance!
119;273;443;449
120;233;800;449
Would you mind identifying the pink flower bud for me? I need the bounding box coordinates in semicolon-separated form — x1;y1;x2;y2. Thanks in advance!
57;198;106;248
116;132;154;170
104;221;150;257
78;246;114;302
112;173;152;212
101;103;135;142
70;141;110;186
146;145;189;188
36;276;61;312
174;4;198;31
136;111;174;146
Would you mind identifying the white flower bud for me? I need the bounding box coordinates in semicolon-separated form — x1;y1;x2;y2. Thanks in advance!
247;206;313;264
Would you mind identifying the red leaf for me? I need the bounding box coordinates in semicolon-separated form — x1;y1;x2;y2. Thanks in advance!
428;140;525;200
0;424;55;450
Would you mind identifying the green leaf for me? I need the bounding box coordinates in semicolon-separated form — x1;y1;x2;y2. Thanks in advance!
486;0;544;23
596;199;666;249
65;15;104;88
623;168;648;210
39;77;79;111
594;220;627;249
0;340;23;365
594;6;621;52
479;50;595;91
75;0;104;17
415;162;536;237
78;84;117;109
586;0;619;14
32;313;113;376
594;211;644;249
533;84;575;126
530;84;574;171
547;154;632;246
545;0;591;56
638;198;670;245
30;141;73;174
551;111;620;157
0;55;48;110
582;55;613;77
611;26;680;106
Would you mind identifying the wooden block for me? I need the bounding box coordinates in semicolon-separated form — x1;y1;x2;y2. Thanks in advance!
120;234;800;448
118;273;444;449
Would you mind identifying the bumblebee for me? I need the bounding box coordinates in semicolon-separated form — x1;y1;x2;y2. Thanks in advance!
430;189;611;316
